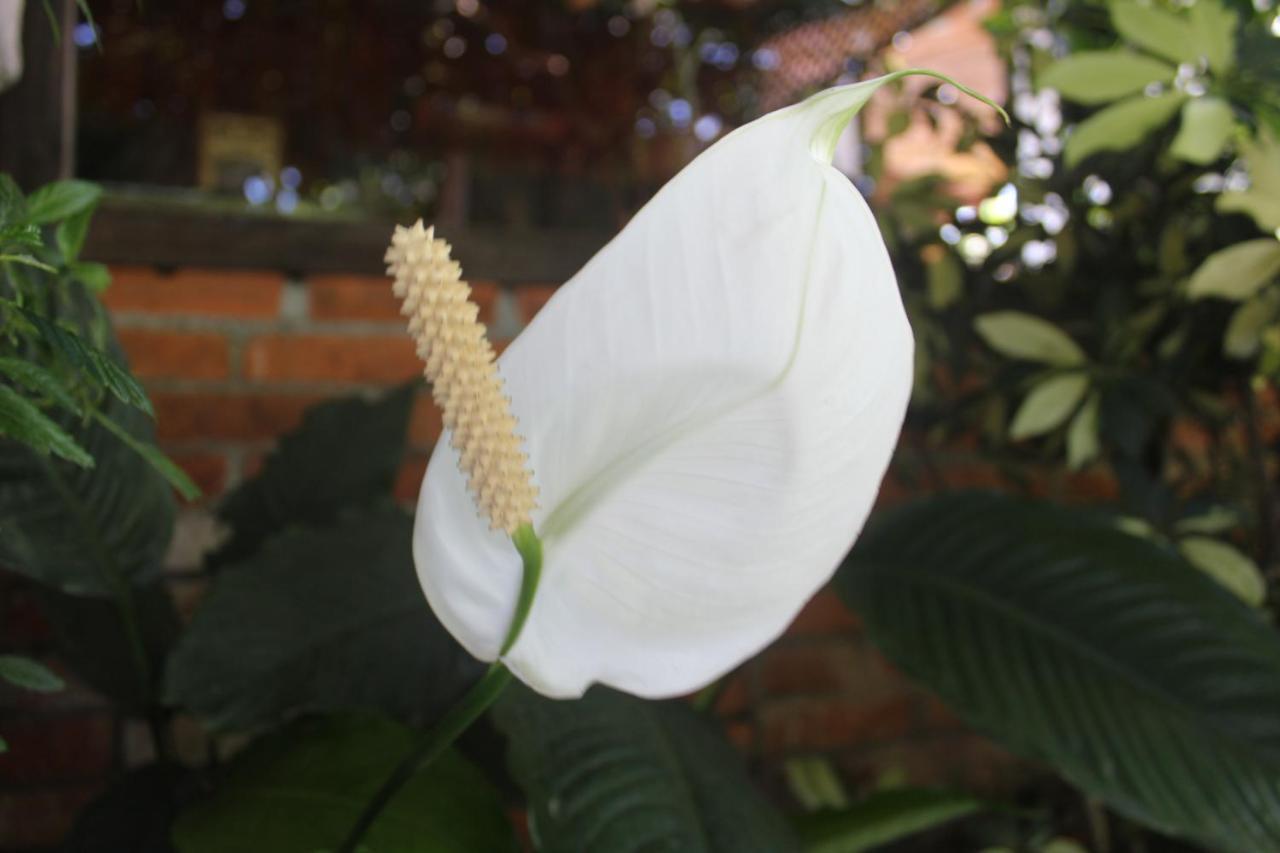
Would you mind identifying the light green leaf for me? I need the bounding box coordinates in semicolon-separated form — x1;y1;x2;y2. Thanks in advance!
493;685;800;852
91;409;200;500
1187;239;1280;301
0;384;94;466
1066;391;1101;469
1109;0;1198;65
1175;506;1240;535
974;312;1087;365
1223;289;1280;358
1170;97;1235;165
1217;129;1280;232
796;789;982;853
1179;536;1266;606
0;654;65;693
0;224;41;249
0;253;58;273
1042;840;1090;853
1188;0;1237;74
1038;50;1175;105
69;262;111;293
56;208;94;263
1064;92;1186;168
23;180;102;226
784;756;849;812
171;714;515;853
1011;374;1090;439
837;492;1280;852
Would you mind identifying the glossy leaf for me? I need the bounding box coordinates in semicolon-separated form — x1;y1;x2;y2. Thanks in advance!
1187;238;1280;302
1038;50;1174;105
165;509;482;729
1064;92;1185;168
974;312;1086;366
171;714;514;853
837;492;1280;853
493;684;800;852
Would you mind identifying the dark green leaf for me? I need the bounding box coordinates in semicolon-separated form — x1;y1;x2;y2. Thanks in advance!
0;223;41;249
0;253;58;273
64;764;188;853
0;654;66;693
19;307;152;413
165;509;482;729
0;175;24;225
171;713;515;853
836;492;1280;853
0;356;81;412
493;684;800;853
40;582;180;709
92;409;200;500
23;180;102;225
56;207;94;262
208;384;415;568
0;396;175;594
0;384;93;466
796;789;982;853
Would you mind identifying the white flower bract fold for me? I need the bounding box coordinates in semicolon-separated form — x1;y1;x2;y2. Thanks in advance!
414;75;919;699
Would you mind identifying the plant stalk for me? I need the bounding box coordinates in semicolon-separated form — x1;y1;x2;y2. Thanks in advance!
334;663;513;853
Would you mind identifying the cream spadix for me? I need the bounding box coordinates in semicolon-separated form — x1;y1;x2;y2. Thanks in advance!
405;72;994;699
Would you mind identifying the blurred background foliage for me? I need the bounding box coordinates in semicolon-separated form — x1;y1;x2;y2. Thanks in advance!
2;0;1280;851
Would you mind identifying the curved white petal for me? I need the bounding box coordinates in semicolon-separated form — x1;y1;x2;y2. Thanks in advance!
415;75;919;698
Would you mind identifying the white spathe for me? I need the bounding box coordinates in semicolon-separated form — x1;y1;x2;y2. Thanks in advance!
415;75;918;699
0;0;24;94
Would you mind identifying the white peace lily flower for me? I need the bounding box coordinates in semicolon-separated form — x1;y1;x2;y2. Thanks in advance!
394;71;995;700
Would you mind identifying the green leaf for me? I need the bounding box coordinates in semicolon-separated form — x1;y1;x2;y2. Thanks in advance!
1174;506;1240;535
1188;0;1237;74
165;509;482;729
0;223;42;249
91;409;199;500
0;357;81;412
70;261;111;292
0;654;65;692
1223;289;1280;358
1066;391;1101;469
0;253;58;273
208;384;415;568
0;384;93;466
39;583;179;709
171;714;514;853
1038;50;1175;105
974;312;1086;366
1169;97;1235;165
23;180;102;225
1217;128;1280;232
1010;374;1089;440
0;396;175;595
1109;0;1198;66
0;175;25;226
1187;239;1280;301
493;684;800;853
795;789;982;853
56;207;94;263
19;308;152;413
836;492;1280;853
1064;92;1185;168
63;764;188;853
1178;536;1266;606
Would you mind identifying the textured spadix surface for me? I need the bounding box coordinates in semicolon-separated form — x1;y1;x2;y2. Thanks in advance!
416;75;919;698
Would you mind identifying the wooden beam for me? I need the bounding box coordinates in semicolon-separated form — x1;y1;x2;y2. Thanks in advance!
0;0;76;190
81;197;611;283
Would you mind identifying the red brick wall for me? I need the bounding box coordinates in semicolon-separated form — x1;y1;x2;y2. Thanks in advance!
0;265;1023;849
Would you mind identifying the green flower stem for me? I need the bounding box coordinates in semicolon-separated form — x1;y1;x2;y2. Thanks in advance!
336;523;544;853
